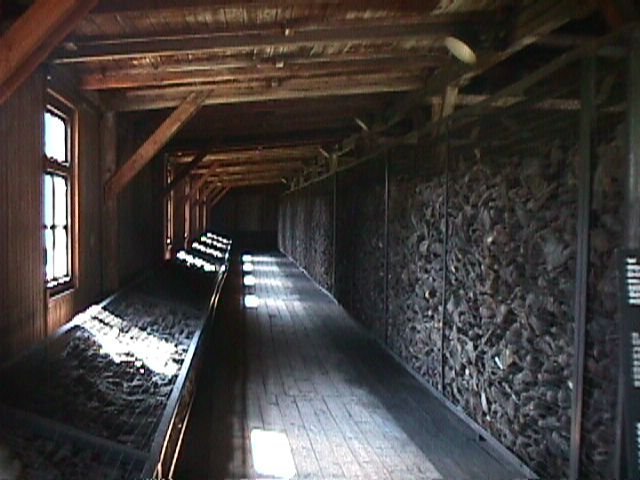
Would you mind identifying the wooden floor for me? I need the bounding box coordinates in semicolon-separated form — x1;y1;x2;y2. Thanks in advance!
174;253;529;480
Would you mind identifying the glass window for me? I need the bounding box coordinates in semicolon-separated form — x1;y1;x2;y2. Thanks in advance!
44;172;70;287
43;98;73;291
44;110;68;164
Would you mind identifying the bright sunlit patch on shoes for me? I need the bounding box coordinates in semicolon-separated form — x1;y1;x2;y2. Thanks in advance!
250;429;297;480
244;274;256;287
244;294;260;308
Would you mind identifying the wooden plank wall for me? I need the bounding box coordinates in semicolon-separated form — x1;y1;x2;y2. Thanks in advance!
0;70;46;360
47;89;104;333
117;120;164;284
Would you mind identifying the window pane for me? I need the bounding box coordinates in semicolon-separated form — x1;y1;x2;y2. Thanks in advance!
45;228;54;281
53;175;68;226
44;174;53;227
53;227;68;279
45;111;67;163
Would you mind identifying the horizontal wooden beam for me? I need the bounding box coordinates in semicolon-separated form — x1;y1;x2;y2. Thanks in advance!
107;73;420;111
105;90;209;198
92;0;439;14
194;161;304;176
0;0;98;105
168;129;350;157
80;55;438;91
55;15;488;64
211;178;288;189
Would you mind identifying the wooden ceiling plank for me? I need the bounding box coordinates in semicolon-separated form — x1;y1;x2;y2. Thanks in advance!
54;15;488;64
0;0;98;105
105;90;210;198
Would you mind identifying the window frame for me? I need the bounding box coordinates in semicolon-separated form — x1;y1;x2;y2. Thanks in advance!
43;91;77;296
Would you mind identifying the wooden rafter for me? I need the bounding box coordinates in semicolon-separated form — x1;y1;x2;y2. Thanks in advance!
105;90;210;198
0;0;98;105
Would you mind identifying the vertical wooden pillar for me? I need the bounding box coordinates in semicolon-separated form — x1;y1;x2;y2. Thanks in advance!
569;55;595;480
101;111;118;293
184;179;191;246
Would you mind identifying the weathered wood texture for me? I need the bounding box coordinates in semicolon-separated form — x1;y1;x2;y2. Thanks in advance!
279;118;626;479
47;98;104;333
0;70;46;361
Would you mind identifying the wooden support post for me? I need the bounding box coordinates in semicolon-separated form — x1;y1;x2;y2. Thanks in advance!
0;0;98;105
569;56;595;480
105;91;209;198
100;111;118;293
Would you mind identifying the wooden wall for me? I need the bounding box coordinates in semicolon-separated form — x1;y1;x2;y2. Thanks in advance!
46;84;104;333
117;121;165;284
0;71;46;361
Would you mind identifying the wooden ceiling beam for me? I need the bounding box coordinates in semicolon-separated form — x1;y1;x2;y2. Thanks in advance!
194;162;305;176
92;0;439;15
176;147;317;165
80;55;438;91
211;178;287;189
0;0;98;105
208;172;293;184
54;14;489;64
168;130;349;158
107;73;421;111
105;90;210;198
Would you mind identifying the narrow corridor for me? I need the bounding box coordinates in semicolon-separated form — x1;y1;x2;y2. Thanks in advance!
175;253;529;480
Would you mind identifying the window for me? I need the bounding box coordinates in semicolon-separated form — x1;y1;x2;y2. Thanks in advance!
43;97;74;291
